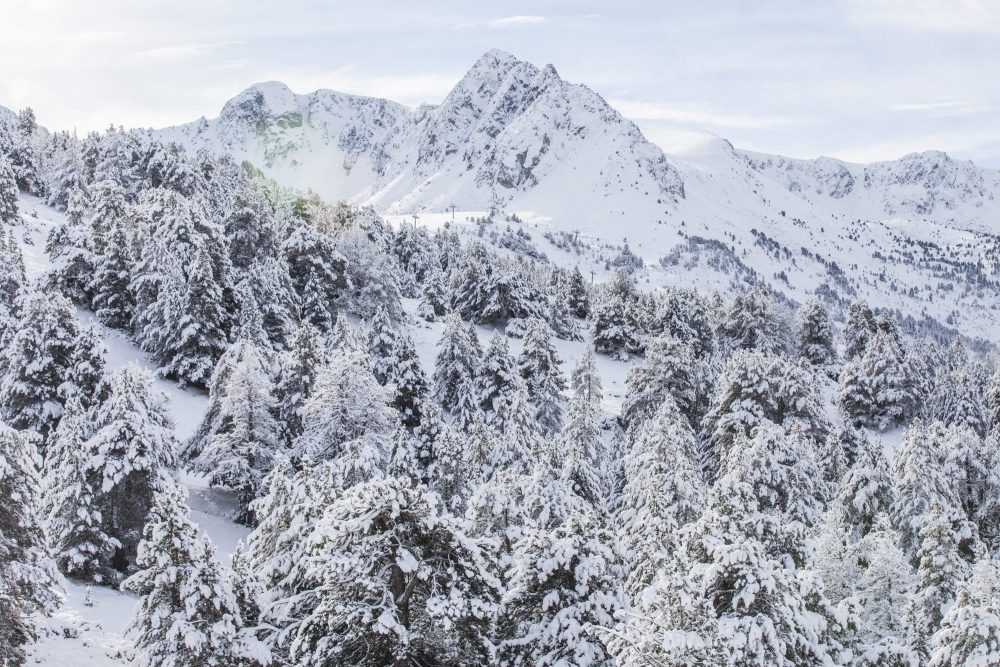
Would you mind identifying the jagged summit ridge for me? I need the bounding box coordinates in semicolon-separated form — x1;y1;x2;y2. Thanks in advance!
155;49;686;220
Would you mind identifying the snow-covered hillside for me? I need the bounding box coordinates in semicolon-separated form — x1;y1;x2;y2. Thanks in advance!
152;49;1000;344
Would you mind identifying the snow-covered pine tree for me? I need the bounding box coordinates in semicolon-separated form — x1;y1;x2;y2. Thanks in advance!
184;334;267;462
197;347;282;526
335;225;406;322
571;346;603;406
546;277;582;341
87;179;128;256
122;485;243;667
814;513;918;664
567;265;590;319
621;333;707;432
392;222;436;284
158;246;230;387
0;420;61;665
558;392;605;507
236;256;299;350
517;318;567;434
364;306;429;427
240;458;317;637
892;420;977;561
434;313;480;414
907;502;973;662
716;286;789;355
837;430;896;540
603;563;723;666
86;363;177;574
651;286;716;359
282;222;347;332
293;348;394;461
932;361;989;437
843;300;878;361
592;270;642;359
815;429;847;492
46;397;120;584
225;187;276;271
617;396;704;599
945;425;989;522
328;311;363;353
928;557;1000;666
273;323;325;446
0;226;27;346
367;304;397;385
680;424;841;665
500;510;624;666
291;477;502;665
475;331;524;426
976;434;1000;554
701;350;829;480
46;134;88;212
90;217;135;329
66;323;108;410
388;330;430;429
839;327;919;430
417;264;449;322
795;298;837;370
45;187;95;305
0;154;22;225
0;290;91;442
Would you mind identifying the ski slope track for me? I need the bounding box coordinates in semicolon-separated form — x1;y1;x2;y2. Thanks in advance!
154;49;1000;344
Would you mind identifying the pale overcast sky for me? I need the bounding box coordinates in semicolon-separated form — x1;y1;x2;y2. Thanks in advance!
1;0;998;166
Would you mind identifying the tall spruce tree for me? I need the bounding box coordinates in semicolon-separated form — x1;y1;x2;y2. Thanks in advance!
274;323;325;446
432;313;480;414
716;287;789;355
843;300;878;361
86;364;177;574
0;155;20;224
500;510;624;667
291;477;502;666
795;298;837;369
122;485;243;667
907;503;972;662
0;290;94;443
0;421;61;665
197;349;282;525
46;397;120;584
517;318;567;434
617;397;704;599
928;557;1000;666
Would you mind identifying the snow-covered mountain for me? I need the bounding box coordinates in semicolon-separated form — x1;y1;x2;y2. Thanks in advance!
154;49;1000;343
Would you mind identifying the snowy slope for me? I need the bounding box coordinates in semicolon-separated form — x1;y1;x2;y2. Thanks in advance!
152;49;1000;343
15;193;640;665
17;196;251;666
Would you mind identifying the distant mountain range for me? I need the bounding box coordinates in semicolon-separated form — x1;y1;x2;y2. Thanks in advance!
149;49;1000;343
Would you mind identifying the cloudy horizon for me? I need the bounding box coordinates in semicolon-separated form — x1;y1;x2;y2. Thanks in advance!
2;0;998;166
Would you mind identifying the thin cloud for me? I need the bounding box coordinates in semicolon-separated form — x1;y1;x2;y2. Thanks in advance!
888;99;994;116
134;41;244;61
455;15;547;30
611;99;814;130
840;0;1000;34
